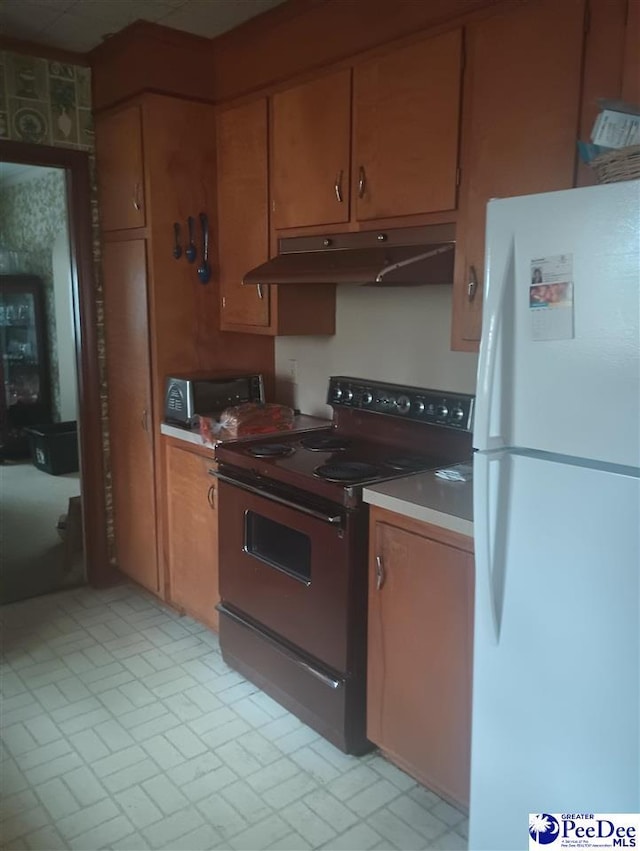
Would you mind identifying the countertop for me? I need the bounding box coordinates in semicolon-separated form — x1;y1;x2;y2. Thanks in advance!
363;464;473;538
160;414;331;452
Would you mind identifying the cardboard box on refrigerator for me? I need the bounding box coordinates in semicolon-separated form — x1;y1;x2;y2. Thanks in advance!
591;104;640;149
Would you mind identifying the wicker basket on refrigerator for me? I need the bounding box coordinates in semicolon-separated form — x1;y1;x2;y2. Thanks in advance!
590;144;640;183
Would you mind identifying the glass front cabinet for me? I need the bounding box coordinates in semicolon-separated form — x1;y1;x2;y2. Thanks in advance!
0;275;51;458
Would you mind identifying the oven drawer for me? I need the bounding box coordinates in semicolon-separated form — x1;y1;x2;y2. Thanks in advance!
218;479;364;673
218;604;370;755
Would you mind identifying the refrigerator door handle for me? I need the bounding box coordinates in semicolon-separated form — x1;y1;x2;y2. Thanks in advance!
475;235;515;451
474;451;504;645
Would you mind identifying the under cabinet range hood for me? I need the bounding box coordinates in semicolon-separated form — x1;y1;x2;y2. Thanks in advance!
243;224;456;287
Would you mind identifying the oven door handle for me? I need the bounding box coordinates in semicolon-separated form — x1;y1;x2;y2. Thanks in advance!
218;604;344;690
214;471;343;526
297;660;342;689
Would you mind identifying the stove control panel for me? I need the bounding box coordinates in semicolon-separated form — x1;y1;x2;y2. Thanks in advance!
328;376;475;431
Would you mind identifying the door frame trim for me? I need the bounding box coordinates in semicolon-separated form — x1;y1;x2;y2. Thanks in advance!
0;139;112;587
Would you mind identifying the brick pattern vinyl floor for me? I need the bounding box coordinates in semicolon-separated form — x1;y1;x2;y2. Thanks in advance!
0;583;468;850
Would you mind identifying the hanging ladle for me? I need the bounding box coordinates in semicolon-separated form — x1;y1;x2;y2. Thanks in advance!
185;216;197;263
172;222;182;259
197;212;211;284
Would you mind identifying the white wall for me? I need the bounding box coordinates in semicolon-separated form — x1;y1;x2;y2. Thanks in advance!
52;228;77;422
275;285;478;417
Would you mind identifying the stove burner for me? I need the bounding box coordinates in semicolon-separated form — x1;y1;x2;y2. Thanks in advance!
248;443;296;458
300;435;351;452
386;454;436;472
314;461;382;483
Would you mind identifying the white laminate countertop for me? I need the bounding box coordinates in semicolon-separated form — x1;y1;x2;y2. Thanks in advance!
363;464;474;537
160;414;331;452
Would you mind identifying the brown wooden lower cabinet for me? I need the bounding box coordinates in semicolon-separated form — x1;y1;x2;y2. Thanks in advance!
367;506;474;808
102;239;158;594
165;438;219;631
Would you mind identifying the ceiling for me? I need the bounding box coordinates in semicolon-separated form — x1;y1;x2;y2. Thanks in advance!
0;0;287;54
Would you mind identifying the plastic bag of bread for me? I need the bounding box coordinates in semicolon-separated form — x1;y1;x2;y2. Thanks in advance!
216;402;295;440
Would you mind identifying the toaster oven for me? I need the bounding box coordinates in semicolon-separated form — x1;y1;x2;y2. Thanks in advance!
164;373;264;427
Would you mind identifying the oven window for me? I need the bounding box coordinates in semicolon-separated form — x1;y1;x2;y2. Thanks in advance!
244;511;311;584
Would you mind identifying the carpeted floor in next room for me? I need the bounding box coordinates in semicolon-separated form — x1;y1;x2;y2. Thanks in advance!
0;460;83;604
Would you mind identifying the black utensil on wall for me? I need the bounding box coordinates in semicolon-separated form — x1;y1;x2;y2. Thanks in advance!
185;216;197;263
197;212;211;284
172;222;182;259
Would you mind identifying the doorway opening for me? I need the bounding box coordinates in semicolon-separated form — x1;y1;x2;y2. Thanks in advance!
1;162;83;602
0;139;111;602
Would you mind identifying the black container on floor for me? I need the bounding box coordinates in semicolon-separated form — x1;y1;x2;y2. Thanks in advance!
24;421;79;475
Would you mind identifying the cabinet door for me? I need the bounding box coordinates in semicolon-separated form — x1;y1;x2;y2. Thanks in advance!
95;105;145;231
102;240;158;592
166;444;219;630
368;519;474;807
451;0;585;349
217;100;270;330
271;69;351;229
354;29;462;221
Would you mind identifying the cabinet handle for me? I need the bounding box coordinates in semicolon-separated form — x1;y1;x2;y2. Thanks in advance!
256;284;264;300
334;170;343;203
357;165;367;199
207;484;216;509
132;182;142;212
141;408;148;431
375;554;385;591
468;265;479;302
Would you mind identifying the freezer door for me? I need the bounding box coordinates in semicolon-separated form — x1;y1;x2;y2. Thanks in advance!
474;180;640;467
471;451;639;850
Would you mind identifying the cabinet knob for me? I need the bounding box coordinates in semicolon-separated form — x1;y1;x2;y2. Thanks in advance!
334;170;344;203
375;554;385;591
132;182;142;212
467;265;479;302
357;165;367;199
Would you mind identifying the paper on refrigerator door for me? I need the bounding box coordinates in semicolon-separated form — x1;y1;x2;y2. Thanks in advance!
529;253;574;341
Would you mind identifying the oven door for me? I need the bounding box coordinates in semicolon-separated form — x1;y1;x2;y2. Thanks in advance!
216;469;363;673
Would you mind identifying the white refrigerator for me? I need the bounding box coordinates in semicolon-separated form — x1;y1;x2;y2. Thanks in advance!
470;180;640;850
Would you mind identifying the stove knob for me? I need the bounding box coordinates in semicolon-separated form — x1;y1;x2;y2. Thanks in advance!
452;406;465;422
396;395;411;415
436;403;449;419
333;387;343;401
343;389;354;402
362;391;373;406
414;400;425;415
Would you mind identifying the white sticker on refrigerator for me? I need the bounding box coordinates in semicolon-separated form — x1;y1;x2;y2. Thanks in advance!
529;254;574;341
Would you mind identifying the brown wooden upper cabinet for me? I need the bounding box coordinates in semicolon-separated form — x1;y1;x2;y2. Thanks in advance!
353;28;462;221
217;98;336;336
217;99;271;330
451;0;586;350
270;29;463;231
95;104;146;231
271;69;352;230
